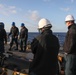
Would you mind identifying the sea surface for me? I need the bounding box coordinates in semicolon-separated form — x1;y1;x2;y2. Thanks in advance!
7;32;66;47
28;32;66;46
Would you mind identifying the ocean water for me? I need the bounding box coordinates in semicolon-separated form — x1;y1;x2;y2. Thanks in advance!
28;32;66;46
7;32;66;46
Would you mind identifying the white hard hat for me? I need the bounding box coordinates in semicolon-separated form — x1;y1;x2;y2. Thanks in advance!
65;15;75;21
38;18;52;29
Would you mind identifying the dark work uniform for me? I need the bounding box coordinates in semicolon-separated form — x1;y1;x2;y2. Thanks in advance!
29;29;60;75
0;28;7;54
63;23;76;75
19;27;28;52
8;26;19;50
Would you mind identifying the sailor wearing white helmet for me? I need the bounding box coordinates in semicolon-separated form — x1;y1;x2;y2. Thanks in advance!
64;15;76;75
29;18;60;75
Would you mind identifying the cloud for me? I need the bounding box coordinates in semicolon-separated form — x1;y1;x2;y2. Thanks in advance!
60;7;71;12
26;10;41;22
43;0;51;2
71;0;74;3
0;4;17;16
8;6;17;14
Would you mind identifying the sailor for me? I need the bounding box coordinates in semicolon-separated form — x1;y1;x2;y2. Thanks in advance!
64;15;76;75
19;23;28;52
8;22;19;51
0;22;7;55
0;22;7;66
29;18;60;75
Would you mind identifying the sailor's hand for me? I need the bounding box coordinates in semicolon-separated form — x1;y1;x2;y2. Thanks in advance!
15;36;18;38
18;36;20;39
7;35;9;39
5;42;7;45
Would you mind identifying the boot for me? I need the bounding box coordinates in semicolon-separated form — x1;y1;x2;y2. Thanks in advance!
9;47;11;51
15;44;18;50
19;46;23;52
15;47;18;50
19;50;23;52
9;44;12;51
23;46;26;52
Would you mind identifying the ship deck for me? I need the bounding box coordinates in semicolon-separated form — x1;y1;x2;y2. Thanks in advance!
0;43;65;75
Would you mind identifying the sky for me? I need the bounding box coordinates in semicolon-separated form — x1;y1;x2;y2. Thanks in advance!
0;0;76;32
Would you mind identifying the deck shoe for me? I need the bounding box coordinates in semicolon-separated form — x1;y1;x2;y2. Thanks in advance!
19;50;23;52
9;48;11;51
15;48;18;50
23;50;26;52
